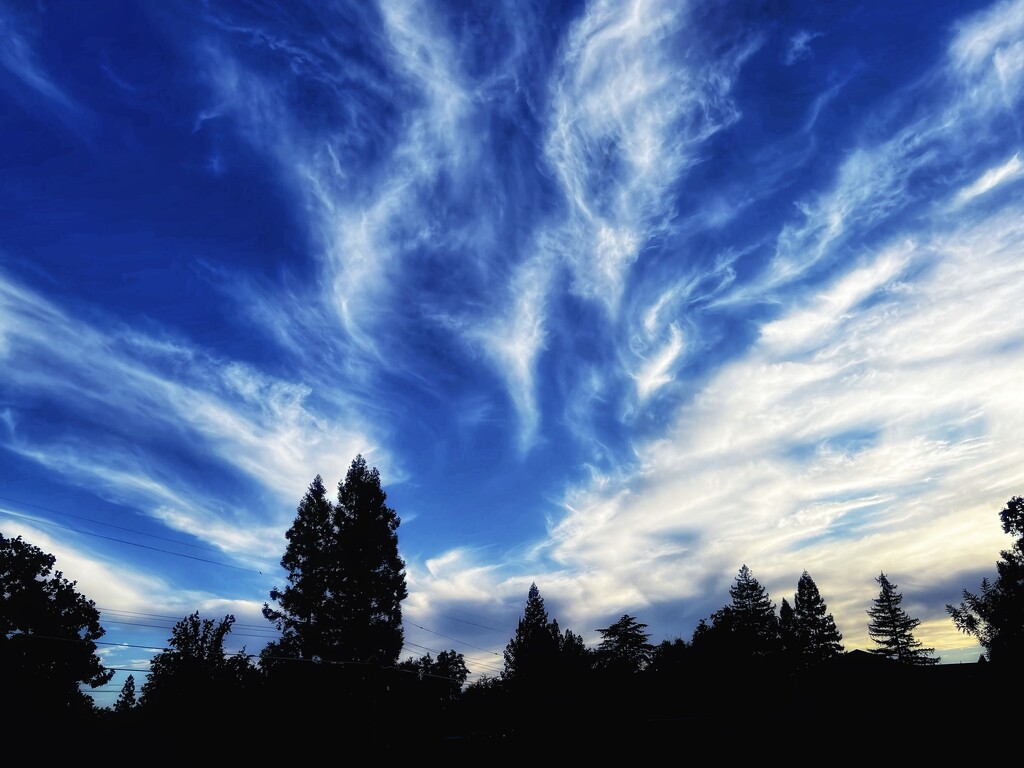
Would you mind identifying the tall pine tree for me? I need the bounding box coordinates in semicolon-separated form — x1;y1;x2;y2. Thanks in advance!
728;564;782;658
502;582;562;685
866;572;938;665
262;455;407;667
791;570;844;667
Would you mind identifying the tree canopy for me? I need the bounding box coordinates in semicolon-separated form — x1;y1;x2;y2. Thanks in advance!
867;572;938;665
262;455;408;667
140;612;256;716
594;614;653;674
502;582;563;685
947;495;1024;666
695;564;782;663
0;533;112;719
790;571;844;667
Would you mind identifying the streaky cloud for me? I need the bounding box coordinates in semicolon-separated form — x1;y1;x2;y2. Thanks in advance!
0;271;376;555
954;151;1023;206
545;0;757;314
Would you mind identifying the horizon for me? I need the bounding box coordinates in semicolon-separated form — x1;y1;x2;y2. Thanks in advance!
3;0;1022;704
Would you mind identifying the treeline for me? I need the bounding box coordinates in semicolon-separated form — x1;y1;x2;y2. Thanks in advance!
2;456;1022;751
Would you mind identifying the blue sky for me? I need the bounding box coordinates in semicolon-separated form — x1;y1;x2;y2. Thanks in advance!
3;0;1023;702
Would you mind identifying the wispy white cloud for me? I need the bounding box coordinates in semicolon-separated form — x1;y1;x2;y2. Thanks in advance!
545;0;756;314
404;4;1024;663
0;8;89;133
953;151;1023;206
0;272;375;556
950;0;1024;112
785;30;821;66
467;254;551;451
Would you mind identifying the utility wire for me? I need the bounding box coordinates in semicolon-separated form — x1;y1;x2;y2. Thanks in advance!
0;493;271;565
0;507;265;573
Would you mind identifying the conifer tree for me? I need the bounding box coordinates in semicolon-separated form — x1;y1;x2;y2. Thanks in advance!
262;455;407;667
866;572;938;665
792;570;844;666
114;674;137;714
779;597;797;660
594;614;653;674
947;495;1024;666
728;564;782;658
502;582;561;684
262;474;335;662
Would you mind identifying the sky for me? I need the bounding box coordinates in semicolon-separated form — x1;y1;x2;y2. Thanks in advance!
2;0;1023;704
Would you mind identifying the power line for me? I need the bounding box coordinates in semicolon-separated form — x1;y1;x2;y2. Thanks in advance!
405;602;507;633
98;606;275;633
0;493;271;565
0;507;265;573
404;620;500;656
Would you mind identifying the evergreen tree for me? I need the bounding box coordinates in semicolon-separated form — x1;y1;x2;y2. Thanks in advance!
114;674;137;714
792;570;844;667
0;533;112;720
558;626;592;679
262;455;407;667
779;597;797;661
866;572;938;665
262;474;335;662
334;454;408;665
947;495;1024;666
594;614;653;674
727;564;781;658
502;582;562;684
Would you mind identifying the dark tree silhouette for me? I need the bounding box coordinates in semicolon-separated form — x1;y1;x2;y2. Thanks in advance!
866;572;938;665
698;564;781;662
0;533;112;721
791;570;844;667
114;673;137;714
648;637;690;675
947;495;1024;666
779;597;797;662
262;455;408;667
594;614;653;674
261;474;335;663
140;612;257;718
502;582;563;685
397;649;469;702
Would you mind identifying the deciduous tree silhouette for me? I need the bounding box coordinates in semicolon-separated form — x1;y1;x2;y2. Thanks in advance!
0;533;112;721
139;612;257;720
866;572;938;665
947;495;1024;667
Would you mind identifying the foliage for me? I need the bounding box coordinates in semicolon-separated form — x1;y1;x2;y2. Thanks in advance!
502;582;563;685
947;495;1024;666
114;674;137;714
647;637;690;675
0;533;112;718
140;612;257;714
594;614;653;674
262;455;408;667
791;571;844;667
866;573;938;665
397;649;469;701
694;564;782;665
